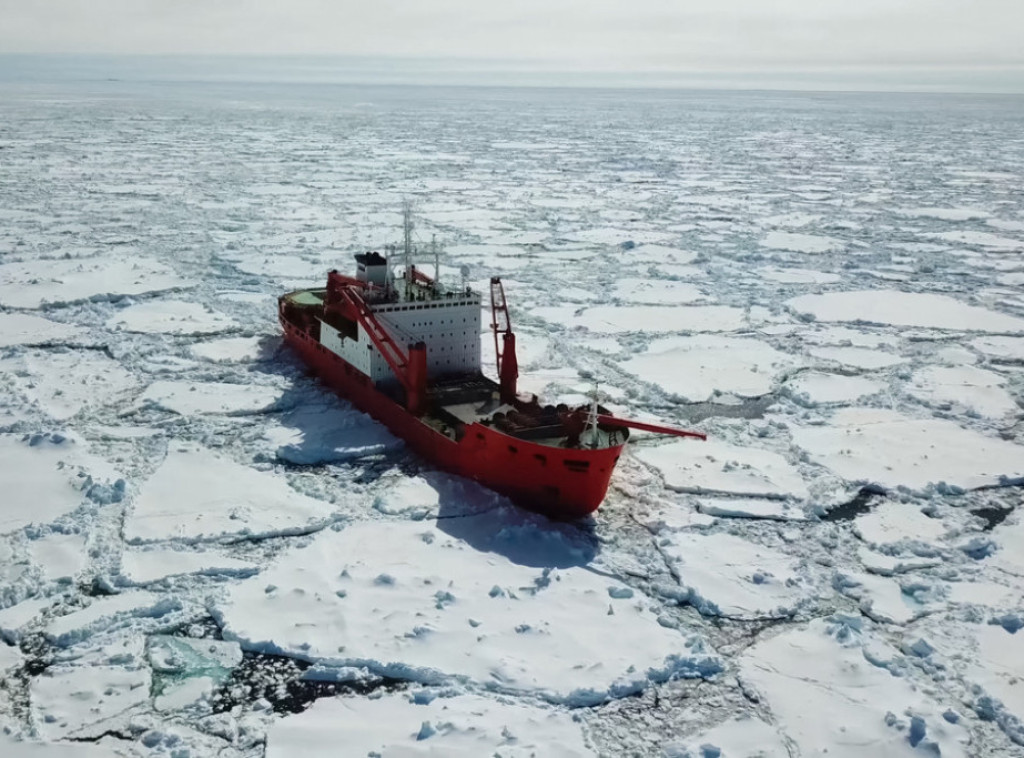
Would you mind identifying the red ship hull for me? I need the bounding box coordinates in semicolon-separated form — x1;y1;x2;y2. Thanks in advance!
281;319;625;519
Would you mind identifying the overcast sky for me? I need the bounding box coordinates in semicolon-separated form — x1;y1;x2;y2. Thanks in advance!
2;0;1022;91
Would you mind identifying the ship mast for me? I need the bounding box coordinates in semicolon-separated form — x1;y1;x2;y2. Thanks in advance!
402;200;414;299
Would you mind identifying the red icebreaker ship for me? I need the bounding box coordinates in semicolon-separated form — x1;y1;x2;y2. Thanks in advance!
278;212;705;519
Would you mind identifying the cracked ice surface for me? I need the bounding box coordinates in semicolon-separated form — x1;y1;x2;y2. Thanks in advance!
266;692;595;757
2;79;1024;757
0;257;190;309
788;290;1024;333
621;335;798;401
659;532;816;619
740;618;970;757
106;299;240;335
215;517;722;705
124;444;337;543
635;438;809;500
790;407;1024;493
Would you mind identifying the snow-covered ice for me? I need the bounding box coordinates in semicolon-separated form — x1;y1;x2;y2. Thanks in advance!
740;618;970;757
124;444;337;543
620;335;797;401
788;290;1024;333
266;691;595;757
107;299;239;335
215;517;722;704
635;438;809;500
2;77;1024;757
0;257;189;309
790;408;1024;493
135;380;283;416
659;532;815;619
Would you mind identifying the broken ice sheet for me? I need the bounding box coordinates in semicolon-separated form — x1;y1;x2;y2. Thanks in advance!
266;399;402;465
135;380;283;416
635;438;809;500
740;617;970;757
266;691;595;757
124;444;337;544
215;517;722;705
790;408;1024;494
1;432;123;535
621;334;797;402
659;532;816;619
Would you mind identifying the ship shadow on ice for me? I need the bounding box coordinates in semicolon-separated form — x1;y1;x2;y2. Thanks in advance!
431;475;600;570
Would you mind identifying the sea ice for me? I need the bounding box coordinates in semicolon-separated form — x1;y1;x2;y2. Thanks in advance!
1;349;138;421
659;532;813;619
790;408;1024;493
534;305;746;334
266;401;402;464
0;257;189;309
788;290;1024;333
31;665;152;740
120;547;258;585
620;335;797;401
907;365;1019;419
785;372;886;405
136;380;283;416
215;517;721;704
740;618;969;757
266;691;595;757
808;345;907;370
0;313;79;347
762;231;844;254
107;299;239;335
635;438;809;500
1;433;122;535
124;444;337;543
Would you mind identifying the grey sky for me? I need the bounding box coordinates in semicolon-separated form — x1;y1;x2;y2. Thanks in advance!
1;1;1022;90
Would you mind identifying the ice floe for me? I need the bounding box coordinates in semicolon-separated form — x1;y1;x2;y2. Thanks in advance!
762;231;844;254
740;618;969;757
791;408;1024;493
124;444;337;543
189;335;279;363
534;305;745;334
620;335;797;401
635;438;808;500
136;380;283;416
215;517;722;704
665;716;790;758
266;400;402;464
107;299;239;335
1;349;138;421
907;365;1020;419
266;691;595;757
659;532;814;619
0;257;189;309
972;336;1024;362
789;290;1024;333
785;372;886;405
1;432;123;535
120;547;258;585
31;664;152;740
808;345;907;370
0;313;80;347
612;278;708;304
27;533;88;583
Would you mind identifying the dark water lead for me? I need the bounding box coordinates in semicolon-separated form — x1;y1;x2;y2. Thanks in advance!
211;651;405;715
821;486;886;522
